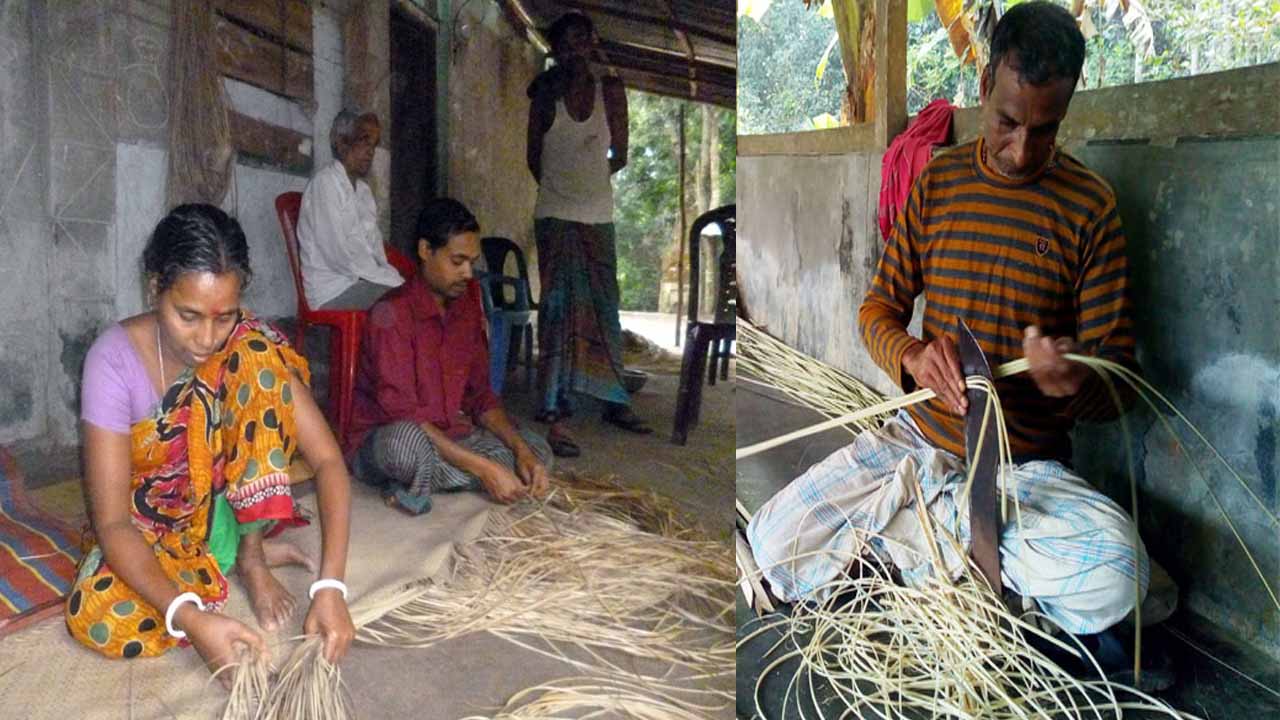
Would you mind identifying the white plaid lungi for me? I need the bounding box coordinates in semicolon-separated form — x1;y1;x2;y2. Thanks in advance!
747;410;1173;635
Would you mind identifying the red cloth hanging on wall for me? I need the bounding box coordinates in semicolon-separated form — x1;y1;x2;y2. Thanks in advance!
878;99;955;240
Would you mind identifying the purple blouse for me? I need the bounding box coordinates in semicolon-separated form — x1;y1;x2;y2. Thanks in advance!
80;324;161;433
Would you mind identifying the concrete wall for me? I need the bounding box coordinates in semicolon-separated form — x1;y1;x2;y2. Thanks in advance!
739;69;1280;657
446;3;542;281
0;0;52;444
0;0;343;446
1070;137;1280;657
738;150;923;398
343;0;392;241
0;0;541;445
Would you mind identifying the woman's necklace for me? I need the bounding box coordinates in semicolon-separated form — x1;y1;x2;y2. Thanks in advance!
155;322;166;391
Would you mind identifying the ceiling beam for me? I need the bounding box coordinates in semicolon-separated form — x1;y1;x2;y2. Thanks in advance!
603;61;734;95
613;67;734;98
601;36;734;68
596;55;733;90
554;0;736;47
598;40;734;79
665;1;699;100
496;0;549;52
495;0;735;107
620;72;734;108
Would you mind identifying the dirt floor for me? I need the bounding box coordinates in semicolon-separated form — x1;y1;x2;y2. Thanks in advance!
2;347;735;719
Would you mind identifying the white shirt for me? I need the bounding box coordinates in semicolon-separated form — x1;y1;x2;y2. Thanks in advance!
534;80;614;225
297;160;404;308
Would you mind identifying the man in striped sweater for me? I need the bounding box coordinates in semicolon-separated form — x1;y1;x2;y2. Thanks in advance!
749;2;1174;686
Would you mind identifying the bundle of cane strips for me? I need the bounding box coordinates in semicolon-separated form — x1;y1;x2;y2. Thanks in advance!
217;638;353;720
737;319;894;433
456;676;725;719
736;322;1278;718
354;483;735;683
739;516;1195;718
219;475;735;719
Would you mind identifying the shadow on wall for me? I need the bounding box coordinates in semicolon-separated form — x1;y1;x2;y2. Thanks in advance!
1071;137;1280;660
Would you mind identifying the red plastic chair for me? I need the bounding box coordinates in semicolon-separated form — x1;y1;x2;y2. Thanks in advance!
274;192;415;445
385;244;417;280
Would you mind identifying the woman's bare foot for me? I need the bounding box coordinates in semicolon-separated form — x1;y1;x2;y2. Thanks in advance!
238;562;296;632
262;539;316;573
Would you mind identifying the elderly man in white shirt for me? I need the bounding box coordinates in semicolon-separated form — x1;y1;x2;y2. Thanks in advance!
297;109;405;310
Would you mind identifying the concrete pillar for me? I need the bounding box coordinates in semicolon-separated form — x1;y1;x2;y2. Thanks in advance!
41;0;121;444
0;0;53;443
343;0;392;240
312;4;346;171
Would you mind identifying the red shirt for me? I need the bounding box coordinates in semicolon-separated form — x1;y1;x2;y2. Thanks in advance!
346;274;500;457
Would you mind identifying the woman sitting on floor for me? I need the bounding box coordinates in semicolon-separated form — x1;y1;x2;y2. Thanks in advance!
66;204;354;677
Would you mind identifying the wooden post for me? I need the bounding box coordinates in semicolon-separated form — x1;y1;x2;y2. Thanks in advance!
831;0;865;123
830;0;906;148
874;0;907;148
436;0;452;195
675;103;687;348
344;1;393;235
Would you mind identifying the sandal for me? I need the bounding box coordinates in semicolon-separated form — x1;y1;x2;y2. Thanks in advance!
547;432;582;458
602;405;653;435
535;408;574;424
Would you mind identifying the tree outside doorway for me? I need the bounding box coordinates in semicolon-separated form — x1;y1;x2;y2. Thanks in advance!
613;91;737;318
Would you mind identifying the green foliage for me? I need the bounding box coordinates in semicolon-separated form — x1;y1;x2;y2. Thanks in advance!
908;0;935;24
612;91;736;311
904;0;1280;114
906;12;980;113
741;0;1277;124
1091;0;1280;84
739;0;848;133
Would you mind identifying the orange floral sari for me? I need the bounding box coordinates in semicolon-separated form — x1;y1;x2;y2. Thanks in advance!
65;313;308;658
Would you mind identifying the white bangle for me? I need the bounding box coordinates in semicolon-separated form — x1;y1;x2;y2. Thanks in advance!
164;592;205;639
309;578;349;600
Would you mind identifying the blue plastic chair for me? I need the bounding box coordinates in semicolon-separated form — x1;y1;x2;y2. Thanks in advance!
477;272;534;396
481;237;537;384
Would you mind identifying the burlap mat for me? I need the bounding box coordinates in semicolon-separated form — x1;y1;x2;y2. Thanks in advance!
0;483;496;720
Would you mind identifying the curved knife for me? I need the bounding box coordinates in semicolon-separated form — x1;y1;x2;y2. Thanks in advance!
958;319;1002;595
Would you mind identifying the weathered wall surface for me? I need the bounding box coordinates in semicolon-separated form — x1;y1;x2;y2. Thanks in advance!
0;0;52;444
737;151;924;398
312;2;346;173
343;0;392;241
1071;137;1280;658
446;4;542;280
0;0;544;446
24;0;163;446
0;0;343;446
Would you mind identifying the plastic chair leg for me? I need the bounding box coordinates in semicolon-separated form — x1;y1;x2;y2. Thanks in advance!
523;322;534;390
490;318;510;396
671;324;712;445
508;325;524;376
324;326;351;443
707;339;719;387
324;328;343;428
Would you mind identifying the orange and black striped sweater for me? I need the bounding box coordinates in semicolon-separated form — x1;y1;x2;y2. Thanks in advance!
859;138;1136;463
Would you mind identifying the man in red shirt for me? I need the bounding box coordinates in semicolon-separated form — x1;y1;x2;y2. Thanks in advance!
347;198;551;515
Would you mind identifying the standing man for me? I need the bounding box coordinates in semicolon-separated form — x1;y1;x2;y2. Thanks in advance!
527;11;652;459
298;109;405;310
347;198;552;516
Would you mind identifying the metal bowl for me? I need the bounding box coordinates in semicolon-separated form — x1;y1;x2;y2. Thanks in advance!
621;368;649;394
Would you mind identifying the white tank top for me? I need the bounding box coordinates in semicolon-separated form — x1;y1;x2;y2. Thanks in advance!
534;80;614;224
